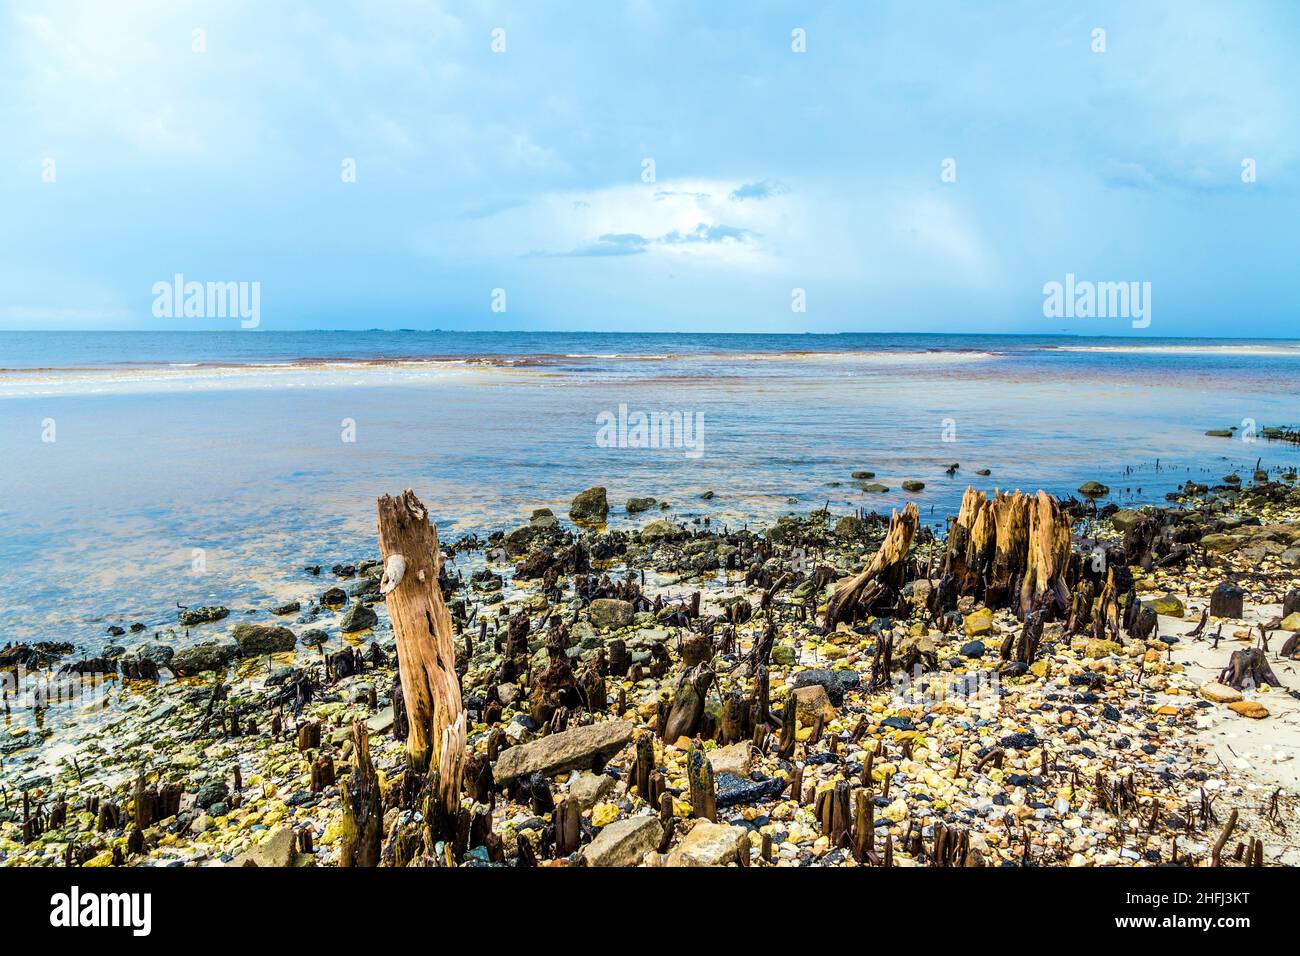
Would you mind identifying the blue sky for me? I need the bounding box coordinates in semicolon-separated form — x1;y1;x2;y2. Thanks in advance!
2;0;1298;335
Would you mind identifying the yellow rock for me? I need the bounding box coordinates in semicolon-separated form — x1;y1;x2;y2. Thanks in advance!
882;798;908;823
1084;639;1122;659
84;850;116;868
1228;700;1269;719
590;801;619;827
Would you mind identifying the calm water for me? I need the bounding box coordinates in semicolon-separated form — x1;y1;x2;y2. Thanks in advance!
1;331;1299;653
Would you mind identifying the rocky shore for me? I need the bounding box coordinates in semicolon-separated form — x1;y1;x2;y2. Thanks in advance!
4;468;1300;868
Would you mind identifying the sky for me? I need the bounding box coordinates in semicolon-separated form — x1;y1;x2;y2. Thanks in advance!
2;0;1298;336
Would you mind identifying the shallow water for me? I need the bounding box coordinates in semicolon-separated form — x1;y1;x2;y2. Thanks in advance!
1;331;1298;656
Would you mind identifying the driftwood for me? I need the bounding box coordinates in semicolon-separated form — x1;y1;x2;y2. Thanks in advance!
377;489;467;817
824;503;918;630
1218;648;1281;690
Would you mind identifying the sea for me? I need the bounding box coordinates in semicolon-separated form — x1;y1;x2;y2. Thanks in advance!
1;330;1299;658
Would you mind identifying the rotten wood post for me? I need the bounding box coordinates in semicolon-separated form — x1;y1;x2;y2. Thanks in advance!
378;489;467;817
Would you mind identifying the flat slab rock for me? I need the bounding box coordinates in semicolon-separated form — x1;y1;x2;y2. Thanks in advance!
493;720;635;782
666;820;746;867
581;816;662;867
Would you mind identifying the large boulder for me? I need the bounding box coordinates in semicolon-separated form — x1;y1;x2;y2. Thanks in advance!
569;486;609;524
232;623;296;657
581;816;662;867
170;640;238;676
493;720;635;782
640;519;686;543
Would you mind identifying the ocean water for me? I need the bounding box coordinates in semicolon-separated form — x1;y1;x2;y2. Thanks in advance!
1;331;1299;656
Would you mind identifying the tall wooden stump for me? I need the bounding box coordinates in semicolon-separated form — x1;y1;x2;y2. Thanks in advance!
378;489;467;816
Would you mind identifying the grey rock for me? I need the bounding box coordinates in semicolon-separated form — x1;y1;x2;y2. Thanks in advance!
339;603;379;632
170;640;238;676
581;816;662;867
232;623;296;656
493;720;635;782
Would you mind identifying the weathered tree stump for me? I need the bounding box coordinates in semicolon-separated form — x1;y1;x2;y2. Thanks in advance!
686;746;717;821
378;490;467;817
825;504;918;629
1210;582;1244;619
339;720;382;867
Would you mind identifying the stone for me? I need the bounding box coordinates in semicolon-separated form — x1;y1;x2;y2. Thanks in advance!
365;706;394;734
640;519;686;543
232;623;297;656
964;608;994;637
715;773;785;807
1110;509;1142;532
1199;533;1240;554
589;598;635;630
231;827;297;867
708;741;753;778
1281;612;1300;632
901;480;925;492
861;483;889;493
581;816;662;867
569;486;609;524
960;640;986;658
1228;700;1269;719
1200;682;1243;704
170;640;238;676
1084;639;1122;659
1146;593;1185;618
569;772;616;810
493;720;635;782
1281;548;1300;569
130;642;174;666
666;820;745;867
792;668;860;706
792;684;835;725
1078;480;1110;497
339;603;379;632
626;497;657;514
178;605;229;627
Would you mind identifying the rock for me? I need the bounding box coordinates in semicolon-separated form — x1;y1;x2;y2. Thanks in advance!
666;820;745;867
493;720;635;782
699;490;715;500
195;779;229;809
568;772;616;810
964;608;994;636
960;640;986;658
792;668;860;706
792;684;836;725
1282;548;1300;569
569;486;609;524
1110;509;1142;532
130;642;174;666
715;773;785;807
707;741;753;778
1084;639;1122;659
1228;700;1269;719
1199;533;1240;554
1281;612;1300;632
339;603;379;632
901;480;925;492
589;598;635;630
1078;480;1110;498
270;601;301;615
861;483;889;493
834;515;866;538
581;816;663;867
231;827;297;867
1146;593;1185;618
640;519;686;543
170;640;238;676
365;706;394;734
232;623;297;656
178;605;229;627
771;643;796;666
851;470;875;479
1200;682;1243;704
1209;582;1244;619
1204;429;1234;438
626;497;657;514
